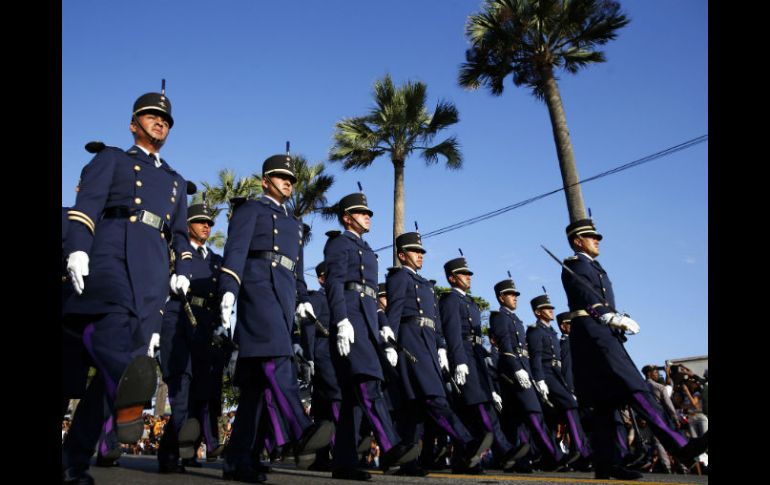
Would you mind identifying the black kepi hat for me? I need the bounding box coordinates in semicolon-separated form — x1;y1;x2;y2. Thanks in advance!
133;92;174;127
396;232;426;254
315;261;327;278
187;204;214;226
377;283;387;297
566;218;602;241
530;294;554;312
262;154;297;183
556;312;572;325
494;279;520;297
444;257;473;277
338;192;373;217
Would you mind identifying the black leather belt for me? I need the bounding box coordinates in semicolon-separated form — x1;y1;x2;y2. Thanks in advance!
401;316;435;330
103;206;171;240
248;250;296;272
464;335;483;345
344;281;377;299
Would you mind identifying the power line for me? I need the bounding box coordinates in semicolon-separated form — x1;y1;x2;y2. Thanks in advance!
305;134;707;275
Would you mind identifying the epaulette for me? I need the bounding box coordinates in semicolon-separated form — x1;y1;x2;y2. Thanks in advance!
84;141;107;153
325;230;342;239
489;310;500;318
527;323;538;329
386;266;400;275
230;197;248;209
186;181;197;195
564;255;579;262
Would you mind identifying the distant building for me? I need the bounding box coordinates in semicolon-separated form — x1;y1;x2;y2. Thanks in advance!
667;355;708;378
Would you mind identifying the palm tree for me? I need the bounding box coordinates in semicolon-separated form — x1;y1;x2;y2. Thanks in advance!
330;74;462;265
459;0;629;222
200;169;263;249
283;154;335;244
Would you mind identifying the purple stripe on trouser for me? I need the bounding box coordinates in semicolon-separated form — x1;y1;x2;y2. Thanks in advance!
426;399;462;441
264;389;287;446
566;409;589;457
99;416;114;455
264;360;303;439
529;413;556;456
82;324;118;398
330;401;341;447
632;392;687;447
617;428;628;453
478;403;493;432
519;428;529;444
359;382;392;451
202;407;214;448
264;437;274;453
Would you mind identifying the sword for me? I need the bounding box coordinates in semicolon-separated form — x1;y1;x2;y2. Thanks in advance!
443;369;462;396
309;316;330;337
386;336;418;364
528;377;555;408
182;294;198;327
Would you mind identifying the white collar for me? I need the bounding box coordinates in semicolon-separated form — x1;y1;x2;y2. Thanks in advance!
135;145;161;166
403;265;417;275
452;287;466;296
576;251;595;262
190;240;208;258
344;229;362;239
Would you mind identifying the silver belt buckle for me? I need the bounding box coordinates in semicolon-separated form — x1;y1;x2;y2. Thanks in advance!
140;210;161;230
190;296;205;307
278;255;294;271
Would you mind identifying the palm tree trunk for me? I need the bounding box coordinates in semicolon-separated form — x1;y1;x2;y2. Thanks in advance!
392;158;406;266
540;67;587;223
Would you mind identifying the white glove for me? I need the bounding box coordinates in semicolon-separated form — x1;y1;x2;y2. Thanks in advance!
455;363;469;386
147;332;160;358
437;348;449;372
293;343;304;359
572;393;578;404
600;312;640;334
220;292;235;327
336;318;355;356
536;380;549;400
308;361;315;376
296;301;316;320
213;325;228;339
492;391;503;412
169;274;190;296
385;347;398;367
67;251;89;295
514;369;532;389
379;325;395;344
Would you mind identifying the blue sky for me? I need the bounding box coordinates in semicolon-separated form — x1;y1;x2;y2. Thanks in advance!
62;0;707;370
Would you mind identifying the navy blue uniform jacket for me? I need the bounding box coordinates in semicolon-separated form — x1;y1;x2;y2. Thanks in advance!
385;267;445;399
63;145;192;323
489;308;541;412
218;197;308;358
438;289;494;406
527;321;577;410
561;252;647;406
324;231;383;380
301;288;341;400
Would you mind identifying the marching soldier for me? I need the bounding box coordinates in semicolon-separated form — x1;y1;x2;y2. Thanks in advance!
62;87;193;485
218;154;333;483
157;201;227;472
526;294;590;465
560;218;707;480
438;256;527;473
489;279;563;471
385;232;492;476
323;191;417;481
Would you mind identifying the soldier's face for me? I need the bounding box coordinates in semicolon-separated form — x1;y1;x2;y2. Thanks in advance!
131;112;170;145
451;272;472;290
537;308;555;322
499;293;517;309
399;249;423;270
576;235;600;257
345;211;371;232
189;220;212;243
264;174;294;200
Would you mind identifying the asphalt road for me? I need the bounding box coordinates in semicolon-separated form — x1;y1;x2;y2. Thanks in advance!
88;455;708;485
